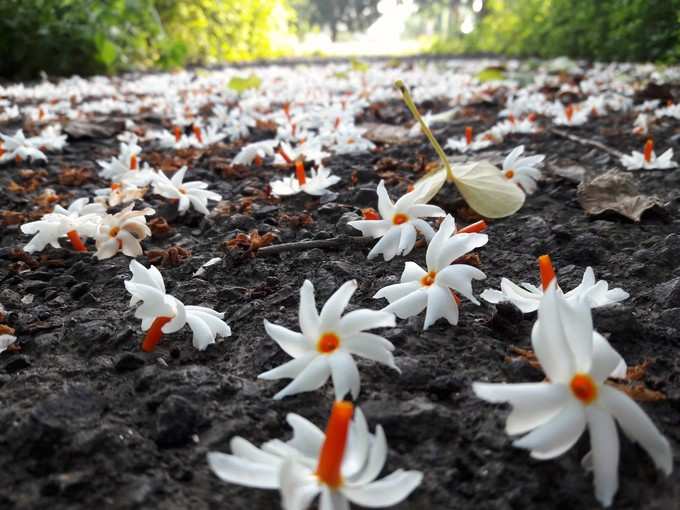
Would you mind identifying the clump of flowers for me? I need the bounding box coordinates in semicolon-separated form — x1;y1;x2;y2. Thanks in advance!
207;401;423;509
232;139;277;166
348;180;445;261
374;215;487;330
0;129;47;164
152;166;221;215
20;198;106;253
620;139;676;170
396;81;525;218
473;282;671;508
124;260;231;351
94;205;155;260
270;161;340;197
481;254;629;313
446;126;492;153
259;280;398;400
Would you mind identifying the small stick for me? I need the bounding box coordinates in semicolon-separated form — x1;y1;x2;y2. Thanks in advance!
257;236;373;256
549;127;625;159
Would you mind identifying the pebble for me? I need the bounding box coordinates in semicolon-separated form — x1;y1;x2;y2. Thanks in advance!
353;186;377;205
114;353;146;373
155;395;199;447
654;277;680;307
336;212;361;236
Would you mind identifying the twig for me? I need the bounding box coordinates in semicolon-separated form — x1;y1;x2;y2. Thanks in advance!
549;127;625;159
257;236;373;256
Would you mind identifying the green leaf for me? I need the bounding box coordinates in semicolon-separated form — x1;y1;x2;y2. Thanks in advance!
228;74;262;93
350;58;369;73
476;68;505;83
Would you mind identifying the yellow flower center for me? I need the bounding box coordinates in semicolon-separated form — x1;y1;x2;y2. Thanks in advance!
505;169;515;179
109;226;120;238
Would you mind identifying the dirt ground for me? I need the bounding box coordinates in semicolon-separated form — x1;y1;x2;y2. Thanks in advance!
1;63;679;510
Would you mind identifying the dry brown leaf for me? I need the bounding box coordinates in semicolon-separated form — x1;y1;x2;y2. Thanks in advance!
577;170;665;222
606;381;666;402
361;123;413;144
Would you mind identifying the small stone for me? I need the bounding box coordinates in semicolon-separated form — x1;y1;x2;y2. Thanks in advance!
70;282;90;299
654;277;680;307
228;213;256;230
319;192;339;204
4;355;31;373
353;187;377;206
155;395;199;447
336;212;361;236
114;353;145;373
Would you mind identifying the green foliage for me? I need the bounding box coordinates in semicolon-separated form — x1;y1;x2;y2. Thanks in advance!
429;0;680;63
0;0;294;79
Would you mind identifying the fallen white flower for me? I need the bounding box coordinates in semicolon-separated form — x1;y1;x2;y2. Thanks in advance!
259;279;397;400
207;401;423;510
473;283;671;507
95;204;154;260
374;215;487;329
620;139;676;170
502;145;545;194
348;180;445;261
481;255;629;313
124;260;231;351
152;166;221;215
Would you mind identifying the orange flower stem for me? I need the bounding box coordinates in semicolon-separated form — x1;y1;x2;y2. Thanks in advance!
316;401;354;488
173;126;182;142
142;316;172;352
538;254;556;290
459;220;488;234
66;230;87;252
295;160;306;185
643;139;653;163
465;126;472;145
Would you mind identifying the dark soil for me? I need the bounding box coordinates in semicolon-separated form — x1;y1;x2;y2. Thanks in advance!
1;65;680;510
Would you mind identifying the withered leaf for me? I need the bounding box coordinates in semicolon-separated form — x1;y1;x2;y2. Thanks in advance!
360;123;413;144
577;170;665;222
64;120;124;139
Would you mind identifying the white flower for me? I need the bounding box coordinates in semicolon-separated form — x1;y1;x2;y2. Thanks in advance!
620;140;676;170
273;141;329;167
445;126;492;153
481;255;629;313
0;130;47;163
97;138;142;180
233;139;277;165
124;260;231;351
259;280;397;400
270;163;340;197
94;182;146;207
374;215;487;329
348;180;445;261
152;166;221;215
207;402;423;510
32;125;67;151
95;205;154;260
553;103;589;126
0;333;16;354
20;198;105;253
473;283;672;507
502;145;544;194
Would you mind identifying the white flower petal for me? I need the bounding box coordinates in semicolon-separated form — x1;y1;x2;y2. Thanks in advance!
599;385;672;475
273;355;331;400
343;469;423;508
423;285;458;329
328;351;360;400
319;280;357;329
299;280;320;340
338;309;395;336
513;399;585;459
207;451;279;489
265;319;313;358
436;264;486;304
383;288;428;319
585;405;619;507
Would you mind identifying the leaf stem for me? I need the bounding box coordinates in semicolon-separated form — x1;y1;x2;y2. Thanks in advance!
395;80;453;180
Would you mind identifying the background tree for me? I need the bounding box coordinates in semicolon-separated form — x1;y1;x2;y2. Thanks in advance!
293;0;381;41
